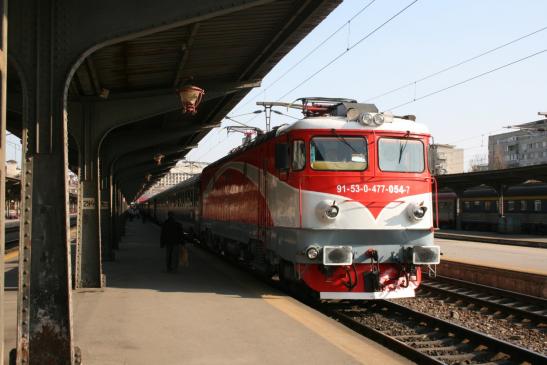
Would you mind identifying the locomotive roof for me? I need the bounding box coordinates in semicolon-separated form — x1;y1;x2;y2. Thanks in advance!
206;115;431;171
278;116;430;135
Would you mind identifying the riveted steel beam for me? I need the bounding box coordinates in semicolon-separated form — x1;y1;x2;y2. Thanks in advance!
115;145;189;174
73;104;103;289
10;1;77;363
101;125;197;172
100;174;114;262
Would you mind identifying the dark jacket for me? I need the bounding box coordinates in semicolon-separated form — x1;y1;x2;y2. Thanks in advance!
160;217;184;247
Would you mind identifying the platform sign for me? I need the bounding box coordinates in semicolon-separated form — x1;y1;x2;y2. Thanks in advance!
83;198;96;209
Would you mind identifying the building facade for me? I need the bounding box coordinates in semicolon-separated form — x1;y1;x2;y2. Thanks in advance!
488;119;547;169
143;160;208;199
432;144;464;175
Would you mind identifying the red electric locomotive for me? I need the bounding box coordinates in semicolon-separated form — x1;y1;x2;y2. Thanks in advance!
149;98;440;300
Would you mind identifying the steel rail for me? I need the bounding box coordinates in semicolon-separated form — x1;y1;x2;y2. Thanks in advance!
327;300;547;365
420;276;547;325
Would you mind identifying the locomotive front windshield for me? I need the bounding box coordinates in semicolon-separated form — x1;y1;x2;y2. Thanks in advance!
310;137;367;171
378;138;424;172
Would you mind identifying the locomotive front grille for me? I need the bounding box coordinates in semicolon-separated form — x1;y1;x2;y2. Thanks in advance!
323;245;353;266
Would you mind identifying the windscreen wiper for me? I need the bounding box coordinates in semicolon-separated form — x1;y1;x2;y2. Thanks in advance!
398;131;411;164
330;128;359;154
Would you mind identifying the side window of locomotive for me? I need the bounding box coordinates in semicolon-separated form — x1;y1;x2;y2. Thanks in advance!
275;143;289;170
428;144;437;174
310;136;367;171
378;138;424;173
291;140;306;171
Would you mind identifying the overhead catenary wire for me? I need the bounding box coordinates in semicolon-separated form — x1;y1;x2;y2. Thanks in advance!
443;128;506;146
365;25;547;102
386;48;547;111
232;0;378;113
277;0;419;101
228;1;417;133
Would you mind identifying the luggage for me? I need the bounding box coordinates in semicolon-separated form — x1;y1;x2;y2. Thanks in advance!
179;246;189;267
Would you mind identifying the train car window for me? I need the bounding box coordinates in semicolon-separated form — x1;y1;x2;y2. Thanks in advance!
484;201;491;211
310;136;367;171
520;200;527;211
534;200;542;212
507;201;515;211
378;138;424;173
291;140;306;171
464;201;470;210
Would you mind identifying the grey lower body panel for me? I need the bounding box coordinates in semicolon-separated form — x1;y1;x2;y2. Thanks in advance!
201;219;433;264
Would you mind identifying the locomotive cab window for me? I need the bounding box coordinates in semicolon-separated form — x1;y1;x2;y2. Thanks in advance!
378;138;424;173
310;136;367;171
291;140;306;171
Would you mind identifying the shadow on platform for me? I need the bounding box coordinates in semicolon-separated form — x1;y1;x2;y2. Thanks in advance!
103;220;273;299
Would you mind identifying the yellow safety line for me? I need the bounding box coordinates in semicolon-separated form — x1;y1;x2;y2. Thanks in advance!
261;295;409;364
3;227;76;262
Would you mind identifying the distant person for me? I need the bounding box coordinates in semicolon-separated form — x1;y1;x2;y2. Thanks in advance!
160;212;184;273
128;206;137;222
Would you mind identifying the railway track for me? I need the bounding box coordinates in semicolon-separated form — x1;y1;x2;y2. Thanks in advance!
325;300;547;365
5;216;78;252
419;276;547;327
193;240;546;364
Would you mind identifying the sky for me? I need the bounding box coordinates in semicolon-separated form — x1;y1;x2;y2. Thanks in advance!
186;0;547;170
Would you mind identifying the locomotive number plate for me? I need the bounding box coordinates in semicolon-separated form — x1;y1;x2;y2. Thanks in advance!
336;184;410;194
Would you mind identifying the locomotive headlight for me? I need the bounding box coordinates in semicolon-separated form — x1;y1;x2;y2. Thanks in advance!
372;113;384;126
359;112;374;126
407;202;428;221
305;245;321;260
326;204;339;219
317;200;340;221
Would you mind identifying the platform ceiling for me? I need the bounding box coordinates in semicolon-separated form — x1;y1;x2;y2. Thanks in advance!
7;0;341;200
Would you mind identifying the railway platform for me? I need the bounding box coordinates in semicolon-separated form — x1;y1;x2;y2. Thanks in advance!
435;229;547;248
3;221;411;365
434;235;547;276
433;235;547;298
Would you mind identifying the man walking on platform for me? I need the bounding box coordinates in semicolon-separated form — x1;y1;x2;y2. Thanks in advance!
160;212;183;272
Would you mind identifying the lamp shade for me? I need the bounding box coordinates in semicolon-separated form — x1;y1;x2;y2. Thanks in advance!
178;85;205;114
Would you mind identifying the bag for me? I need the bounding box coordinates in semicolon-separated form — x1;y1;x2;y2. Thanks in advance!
179;246;189;267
